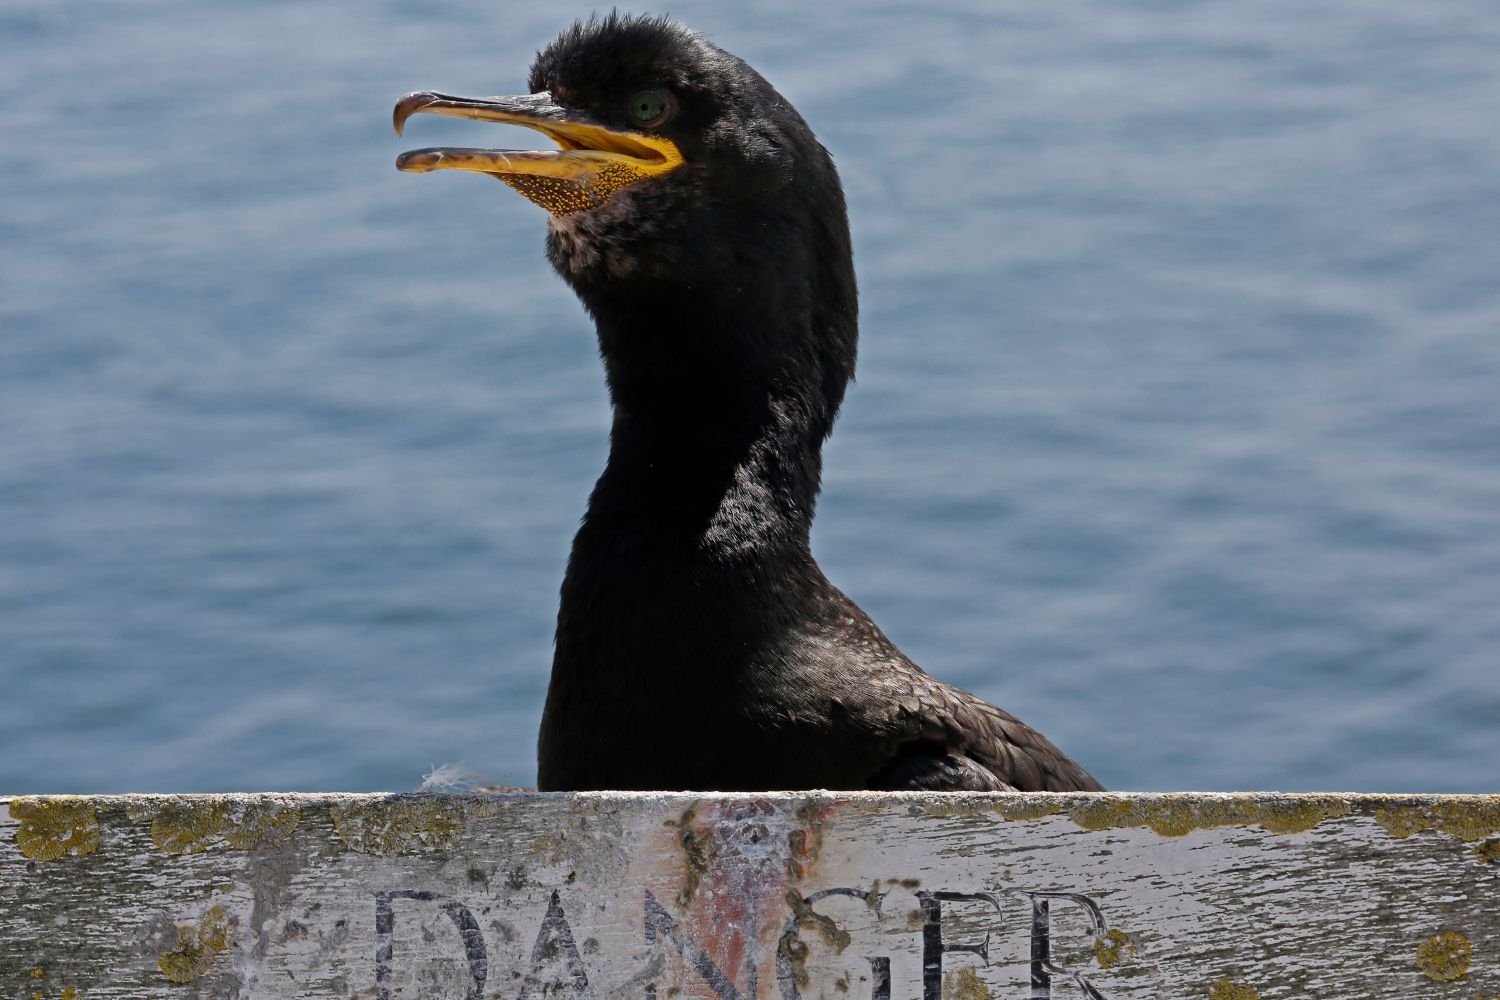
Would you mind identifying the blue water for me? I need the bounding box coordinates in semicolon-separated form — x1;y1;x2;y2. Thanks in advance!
2;1;1497;794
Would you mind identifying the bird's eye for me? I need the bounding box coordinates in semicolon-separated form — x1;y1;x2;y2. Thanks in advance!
627;90;670;126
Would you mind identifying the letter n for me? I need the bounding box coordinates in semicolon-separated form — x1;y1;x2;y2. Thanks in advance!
644;889;747;1000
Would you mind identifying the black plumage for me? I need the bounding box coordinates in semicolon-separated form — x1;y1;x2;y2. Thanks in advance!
396;14;1103;793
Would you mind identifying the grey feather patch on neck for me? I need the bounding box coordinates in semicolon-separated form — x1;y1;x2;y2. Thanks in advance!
547;191;647;278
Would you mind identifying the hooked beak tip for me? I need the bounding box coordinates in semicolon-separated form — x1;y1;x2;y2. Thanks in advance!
393;91;441;137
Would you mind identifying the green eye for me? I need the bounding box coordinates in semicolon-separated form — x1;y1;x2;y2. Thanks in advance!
628;90;669;125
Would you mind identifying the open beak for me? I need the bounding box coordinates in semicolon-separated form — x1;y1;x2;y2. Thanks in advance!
394;91;684;216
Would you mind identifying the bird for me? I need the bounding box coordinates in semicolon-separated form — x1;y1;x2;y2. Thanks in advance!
393;13;1104;793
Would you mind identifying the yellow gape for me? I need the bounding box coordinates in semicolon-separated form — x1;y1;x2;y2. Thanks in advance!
500;161;662;217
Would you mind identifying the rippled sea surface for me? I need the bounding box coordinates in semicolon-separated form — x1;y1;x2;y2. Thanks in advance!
3;1;1497;793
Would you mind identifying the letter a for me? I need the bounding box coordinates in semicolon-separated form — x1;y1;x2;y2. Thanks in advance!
520;891;594;1000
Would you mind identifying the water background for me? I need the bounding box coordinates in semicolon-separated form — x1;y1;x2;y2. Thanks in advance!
3;0;1497;793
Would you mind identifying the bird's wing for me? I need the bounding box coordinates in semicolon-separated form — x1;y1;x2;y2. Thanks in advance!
859;662;1105;793
870;747;1018;791
809;582;1105;793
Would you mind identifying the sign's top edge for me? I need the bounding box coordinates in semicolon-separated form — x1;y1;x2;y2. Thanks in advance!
2;790;1496;804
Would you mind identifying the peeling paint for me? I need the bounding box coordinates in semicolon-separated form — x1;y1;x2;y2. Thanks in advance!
328;797;466;856
10;797;100;861
1376;799;1500;843
942;966;991;1000
157;905;231;984
1415;932;1472;982
1068;795;1350;837
1207;978;1260;1000
1094;928;1134;969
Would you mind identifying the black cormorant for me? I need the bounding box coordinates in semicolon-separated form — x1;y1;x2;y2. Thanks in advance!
394;14;1104;793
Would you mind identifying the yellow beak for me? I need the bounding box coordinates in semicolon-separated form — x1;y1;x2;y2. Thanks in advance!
394;91;684;216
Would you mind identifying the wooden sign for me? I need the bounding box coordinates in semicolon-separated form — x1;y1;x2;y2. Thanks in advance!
2;792;1497;998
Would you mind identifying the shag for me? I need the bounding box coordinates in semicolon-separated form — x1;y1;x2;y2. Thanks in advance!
394;14;1104;792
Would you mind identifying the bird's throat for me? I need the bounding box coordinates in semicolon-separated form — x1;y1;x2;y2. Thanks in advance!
571;280;835;555
587;400;823;560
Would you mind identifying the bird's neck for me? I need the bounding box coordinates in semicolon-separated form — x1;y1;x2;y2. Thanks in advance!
570;280;843;562
588;399;822;558
559;190;858;564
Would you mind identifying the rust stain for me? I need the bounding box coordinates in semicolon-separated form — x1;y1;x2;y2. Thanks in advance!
785;798;831;881
659;799;799;1000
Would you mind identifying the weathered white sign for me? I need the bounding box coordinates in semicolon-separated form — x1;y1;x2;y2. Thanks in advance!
2;792;1497;999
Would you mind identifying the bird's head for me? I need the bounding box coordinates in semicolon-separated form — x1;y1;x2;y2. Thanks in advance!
396;13;856;440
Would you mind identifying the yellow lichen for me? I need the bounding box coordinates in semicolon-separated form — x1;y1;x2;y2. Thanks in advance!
329;798;466;856
921;799;993;819
1373;807;1427;839
29;968;44;979
219;802;300;850
147;799;300;855
917;795;1063;822
1094;929;1134;969
157;905;231;984
942;966;991;1000
992;796;1063;822
1377;799;1500;843
11;798;100;861
151;802;231;855
1207;978;1259;1000
1415;932;1472;982
1068;795;1349;838
1473;840;1500;865
61;990;79;1000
